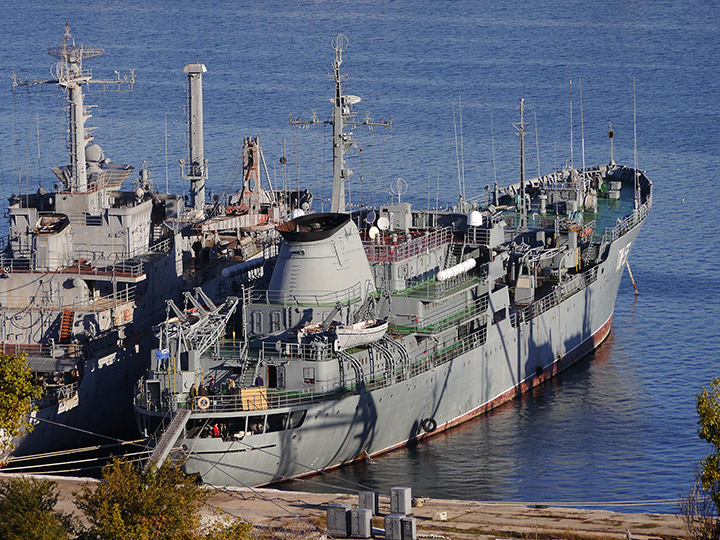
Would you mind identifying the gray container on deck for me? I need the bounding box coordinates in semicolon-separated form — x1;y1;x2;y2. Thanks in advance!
401;516;417;539
385;514;403;540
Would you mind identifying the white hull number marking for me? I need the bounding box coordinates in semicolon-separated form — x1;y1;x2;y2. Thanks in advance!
616;242;633;272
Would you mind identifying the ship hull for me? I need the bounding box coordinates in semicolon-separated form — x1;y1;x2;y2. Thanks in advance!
7;344;146;459
151;225;641;487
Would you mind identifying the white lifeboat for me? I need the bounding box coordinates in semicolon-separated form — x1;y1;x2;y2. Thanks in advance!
334;319;388;350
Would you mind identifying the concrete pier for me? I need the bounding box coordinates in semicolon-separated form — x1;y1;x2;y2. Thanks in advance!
8;474;686;540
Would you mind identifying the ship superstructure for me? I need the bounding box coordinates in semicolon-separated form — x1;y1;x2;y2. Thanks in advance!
134;35;653;488
1;26;305;460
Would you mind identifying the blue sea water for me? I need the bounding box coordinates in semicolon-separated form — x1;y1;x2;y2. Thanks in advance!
1;0;719;514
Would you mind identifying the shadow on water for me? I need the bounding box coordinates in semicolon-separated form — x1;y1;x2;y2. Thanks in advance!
275;339;606;497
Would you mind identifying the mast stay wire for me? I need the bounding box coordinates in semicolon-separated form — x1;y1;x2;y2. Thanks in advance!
10;415;148;449
0;449;151;475
193;454;325;536
2;431;681;511
4;438;149;464
202;436;393;496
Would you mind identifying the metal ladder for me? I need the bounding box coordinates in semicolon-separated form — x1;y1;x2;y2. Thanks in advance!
59;309;74;344
144;408;191;471
240;353;261;388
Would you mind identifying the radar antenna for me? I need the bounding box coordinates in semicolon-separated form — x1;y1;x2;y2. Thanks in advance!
389;177;408;205
13;24;135;194
331;33;349;62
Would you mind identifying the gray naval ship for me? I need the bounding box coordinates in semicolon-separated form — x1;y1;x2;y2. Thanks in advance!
1;26;299;459
135;35;652;487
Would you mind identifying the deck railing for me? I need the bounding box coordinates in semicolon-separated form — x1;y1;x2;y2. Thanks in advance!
0;284;135;312
363;227;451;263
251;281;365;306
403;293;489;334
598;200;651;245
0;342;84;360
138;324;490;415
33;382;79;409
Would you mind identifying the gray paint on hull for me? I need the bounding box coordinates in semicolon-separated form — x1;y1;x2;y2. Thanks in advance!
179;227;641;487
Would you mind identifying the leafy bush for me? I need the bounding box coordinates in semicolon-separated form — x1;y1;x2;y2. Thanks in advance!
681;378;720;540
74;456;251;540
0;476;75;540
0;352;43;450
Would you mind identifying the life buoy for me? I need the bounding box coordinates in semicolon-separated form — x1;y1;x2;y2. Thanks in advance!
421;417;437;433
197;396;210;410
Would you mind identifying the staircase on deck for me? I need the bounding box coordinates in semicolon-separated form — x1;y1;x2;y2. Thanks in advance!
59;309;74;344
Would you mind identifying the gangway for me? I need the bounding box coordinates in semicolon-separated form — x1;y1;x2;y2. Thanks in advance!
144;408;191;471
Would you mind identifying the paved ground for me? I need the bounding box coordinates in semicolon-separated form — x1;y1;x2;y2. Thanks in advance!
12;474;688;539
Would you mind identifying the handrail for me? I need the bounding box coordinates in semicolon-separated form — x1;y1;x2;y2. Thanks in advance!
0;342;84;360
0;251;145;277
33;381;80;409
394;266;488;299
137;326;490;415
0;284;136;311
251;281;365;306
363;227;451;263
597;199;651;245
260;340;334;362
405;293;489;333
509;264;601;328
0;231;173;276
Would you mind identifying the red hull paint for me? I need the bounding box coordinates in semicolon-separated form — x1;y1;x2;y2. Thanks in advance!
398;313;613;449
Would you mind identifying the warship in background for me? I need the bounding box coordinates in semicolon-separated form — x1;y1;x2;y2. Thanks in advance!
135;35;652;488
1;25;304;461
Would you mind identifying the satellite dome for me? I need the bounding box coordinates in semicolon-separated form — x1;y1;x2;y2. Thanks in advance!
85;144;104;163
467;210;483;227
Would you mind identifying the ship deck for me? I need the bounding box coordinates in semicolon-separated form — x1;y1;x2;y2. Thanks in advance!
501;180;637;241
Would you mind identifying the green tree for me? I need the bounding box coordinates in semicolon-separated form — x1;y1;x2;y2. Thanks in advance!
75;456;250;540
0;352;42;450
683;377;720;540
0;476;75;540
698;377;720;515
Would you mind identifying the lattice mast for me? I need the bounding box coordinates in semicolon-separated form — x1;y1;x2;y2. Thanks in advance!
512;99;528;229
330;35;350;213
14;24;135;194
